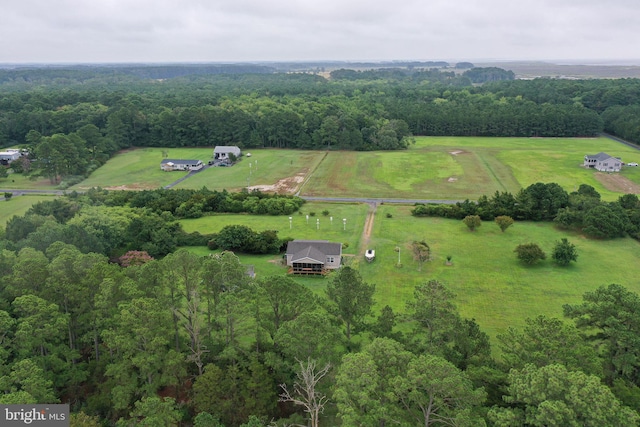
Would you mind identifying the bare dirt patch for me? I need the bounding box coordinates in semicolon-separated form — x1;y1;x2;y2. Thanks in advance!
103;183;159;191
593;172;640;194
248;172;307;194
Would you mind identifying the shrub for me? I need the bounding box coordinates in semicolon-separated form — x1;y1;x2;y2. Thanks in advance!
514;243;546;265
495;215;514;232
462;215;482;231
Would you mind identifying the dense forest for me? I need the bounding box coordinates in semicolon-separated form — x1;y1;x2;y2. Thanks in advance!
2;64;640;185
2;65;640;425
1;194;640;426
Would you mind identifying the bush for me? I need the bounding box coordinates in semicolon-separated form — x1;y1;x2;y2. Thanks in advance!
551;238;578;266
495;215;514;232
462;215;482;231
514;243;546;265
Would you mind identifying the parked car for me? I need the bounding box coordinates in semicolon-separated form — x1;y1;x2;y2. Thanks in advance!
627;162;638;166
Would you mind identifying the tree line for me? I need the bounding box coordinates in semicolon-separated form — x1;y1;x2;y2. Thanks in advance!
413;182;640;240
2;189;303;258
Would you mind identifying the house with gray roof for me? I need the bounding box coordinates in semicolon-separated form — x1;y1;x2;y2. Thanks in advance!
285;240;342;274
584;152;622;172
160;159;204;172
213;146;241;162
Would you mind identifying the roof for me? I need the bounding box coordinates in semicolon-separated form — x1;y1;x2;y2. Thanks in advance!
161;159;203;165
286;240;342;263
585;152;620;161
214;146;241;155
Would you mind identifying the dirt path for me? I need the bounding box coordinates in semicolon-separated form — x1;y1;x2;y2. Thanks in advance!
359;201;378;256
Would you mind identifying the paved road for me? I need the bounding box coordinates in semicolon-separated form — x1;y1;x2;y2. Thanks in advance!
300;196;462;205
602;133;640;152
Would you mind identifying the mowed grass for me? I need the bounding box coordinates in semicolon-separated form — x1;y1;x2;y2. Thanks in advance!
1;172;59;190
359;204;640;343
0;194;58;226
180;202;370;257
71;147;216;190
71;147;326;192
173;149;326;191
302;136;640;200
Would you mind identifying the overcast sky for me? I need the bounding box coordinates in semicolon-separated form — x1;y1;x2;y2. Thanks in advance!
1;0;639;64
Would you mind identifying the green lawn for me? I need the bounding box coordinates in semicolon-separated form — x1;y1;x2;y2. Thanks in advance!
180;202;370;257
174;149;326;191
301;136;640;200
0;171;59;190
361;204;640;342
71;147;327;193
0;194;58;226
71;147;216;190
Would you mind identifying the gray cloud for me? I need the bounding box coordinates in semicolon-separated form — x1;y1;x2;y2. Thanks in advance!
1;0;638;63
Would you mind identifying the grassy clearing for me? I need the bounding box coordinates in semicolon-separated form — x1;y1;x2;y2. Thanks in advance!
302;136;640;200
180;202;370;257
1;172;58;190
71;147;326;193
0;194;58;226
71;147;215;190
174;149;326;191
360;204;640;342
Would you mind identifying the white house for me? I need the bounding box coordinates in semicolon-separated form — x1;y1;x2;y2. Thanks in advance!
160;159;204;172
213;146;241;161
0;149;22;165
584;152;622;172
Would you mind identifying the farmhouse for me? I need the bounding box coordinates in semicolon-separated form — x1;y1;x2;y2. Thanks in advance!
0;149;22;165
584;152;622;172
213;146;241;162
160;159;204;172
285;240;342;275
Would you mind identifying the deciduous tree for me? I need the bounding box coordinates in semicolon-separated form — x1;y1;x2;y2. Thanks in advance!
412;240;431;271
494;215;514;232
514;243;546;265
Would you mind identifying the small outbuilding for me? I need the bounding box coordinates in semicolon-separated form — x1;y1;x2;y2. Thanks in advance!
285;240;342;275
584;152;622;172
213;146;241;161
160;159;204;172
